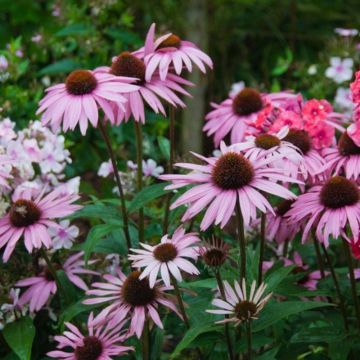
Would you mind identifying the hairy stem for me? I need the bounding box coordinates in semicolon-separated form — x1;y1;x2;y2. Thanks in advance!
141;318;150;360
98;120;131;251
235;201;246;281
258;211;266;284
321;244;349;330
215;270;235;360
134;122;144;243
163;106;176;234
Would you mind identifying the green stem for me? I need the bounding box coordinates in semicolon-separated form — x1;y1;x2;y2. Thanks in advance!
171;275;190;328
321;244;349;331
246;321;252;360
343;239;360;331
41;250;70;305
258;211;266;284
163;106;176;234
312;231;325;279
98;120;131;251
134;122;144;243
235;200;246;281
141;318;149;360
215;270;235;360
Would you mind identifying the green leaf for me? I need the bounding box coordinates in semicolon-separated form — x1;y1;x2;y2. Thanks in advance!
38;59;80;76
128;183;167;213
253;301;333;332
3;317;35;360
59;298;102;327
83;223;119;263
291;326;346;343
255;346;280;360
69;202;121;222
184;278;217;289
264;265;295;294
55;23;94;37
170;324;221;358
157;136;170;160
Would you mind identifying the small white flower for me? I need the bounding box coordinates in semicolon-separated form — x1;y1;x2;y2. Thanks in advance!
229;81;245;97
48;220;79;250
307;64;317;75
334;87;353;111
0;55;8;71
325;57;353;83
98;159;114;177
142;159;164;178
334;28;358;37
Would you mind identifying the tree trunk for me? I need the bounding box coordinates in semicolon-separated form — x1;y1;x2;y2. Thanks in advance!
181;0;208;155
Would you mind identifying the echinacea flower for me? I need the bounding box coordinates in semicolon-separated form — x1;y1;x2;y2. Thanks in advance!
47;312;133;359
325;57;353;84
96;50;192;124
207;279;272;326
280;129;326;182
287;176;360;247
37;69;138;135
348;121;360;146
160;142;300;231
138;23;213;81
84;269;180;338
0;187;81;262
266;199;299;244
16;252;97;312
322;131;360;180
204;88;296;146
350;71;360;105
230;126;303;166
129;227;199;287
198;236;229;268
284;252;326;291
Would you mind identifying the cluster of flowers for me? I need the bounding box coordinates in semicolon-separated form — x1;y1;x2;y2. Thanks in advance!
2;20;360;359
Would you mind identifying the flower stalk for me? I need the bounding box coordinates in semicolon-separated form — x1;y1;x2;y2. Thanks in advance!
258;211;266;284
215;270;235;360
321;244;349;330
134;121;145;243
343;239;360;330
163;106;176;234
235;200;246;281
98;120;131;251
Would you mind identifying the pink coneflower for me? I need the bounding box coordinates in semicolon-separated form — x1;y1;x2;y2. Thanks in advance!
287;176;360;247
284;252;325;291
47;312;133;359
204;88;296;146
280;129;326;183
348;121;360;146
84;269;179;338
207;279;272;326
230;126;303;166
0;187;81;262
129;227;199;287
137;23;213;81
16;252;97;312
96;50;192;124
266;199;299;244
322;131;360;180
36;69;138;134
198;236;230;268
160;142;300;230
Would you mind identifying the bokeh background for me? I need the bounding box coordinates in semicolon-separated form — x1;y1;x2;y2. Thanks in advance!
0;0;359;193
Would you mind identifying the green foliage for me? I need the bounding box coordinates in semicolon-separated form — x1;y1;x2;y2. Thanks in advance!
3;317;35;360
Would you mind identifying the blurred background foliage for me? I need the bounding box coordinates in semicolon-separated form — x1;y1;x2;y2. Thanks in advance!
0;0;359;184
